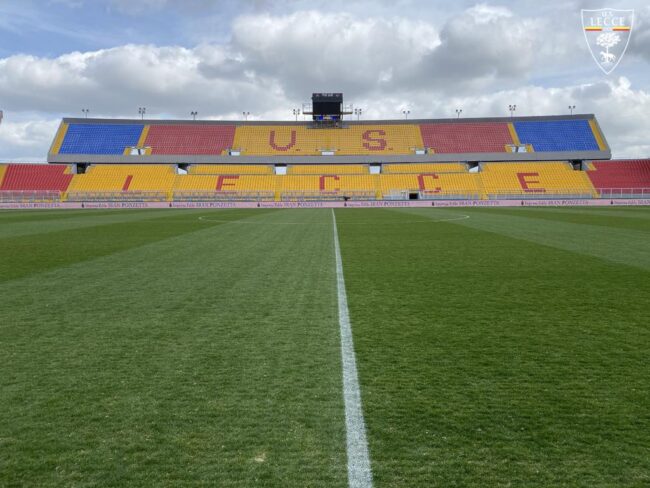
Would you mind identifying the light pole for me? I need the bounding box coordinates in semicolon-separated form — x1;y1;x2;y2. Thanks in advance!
508;104;517;118
402;110;410;120
568;105;576;116
455;108;463;119
354;108;363;121
191;111;198;121
138;107;146;120
242;111;250;121
292;108;300;121
82;108;90;118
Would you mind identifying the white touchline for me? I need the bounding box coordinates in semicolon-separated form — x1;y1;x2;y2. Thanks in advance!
331;209;374;488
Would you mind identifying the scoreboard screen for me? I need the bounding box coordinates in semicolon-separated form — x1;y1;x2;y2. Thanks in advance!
312;93;342;117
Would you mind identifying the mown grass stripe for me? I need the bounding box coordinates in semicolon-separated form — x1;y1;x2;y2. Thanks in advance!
335;207;649;486
1;209;347;486
332;209;373;488
0;210;275;283
395;207;650;271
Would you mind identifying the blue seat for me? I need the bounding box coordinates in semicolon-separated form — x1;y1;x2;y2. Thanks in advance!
60;124;143;155
513;120;599;152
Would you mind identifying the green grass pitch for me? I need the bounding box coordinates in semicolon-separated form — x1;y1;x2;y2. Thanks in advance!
0;207;648;487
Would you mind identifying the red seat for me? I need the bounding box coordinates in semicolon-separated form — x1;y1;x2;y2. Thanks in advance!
144;125;236;155
0;164;73;191
419;123;513;153
587;160;650;190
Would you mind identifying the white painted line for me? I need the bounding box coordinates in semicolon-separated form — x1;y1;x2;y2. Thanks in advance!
198;214;470;225
430;214;470;223
332;209;374;488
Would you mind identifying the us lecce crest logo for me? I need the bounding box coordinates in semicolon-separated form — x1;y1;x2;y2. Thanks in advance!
582;9;634;74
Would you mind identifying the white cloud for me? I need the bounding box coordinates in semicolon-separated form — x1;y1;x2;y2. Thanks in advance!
0;6;648;160
0;118;60;162
628;6;650;62
223;10;439;98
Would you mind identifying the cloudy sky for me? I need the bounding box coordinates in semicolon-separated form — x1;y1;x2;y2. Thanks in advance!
0;0;648;160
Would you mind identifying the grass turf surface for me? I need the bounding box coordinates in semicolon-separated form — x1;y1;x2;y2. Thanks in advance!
0;207;648;486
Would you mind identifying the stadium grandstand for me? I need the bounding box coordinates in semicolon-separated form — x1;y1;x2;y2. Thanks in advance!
1;111;649;206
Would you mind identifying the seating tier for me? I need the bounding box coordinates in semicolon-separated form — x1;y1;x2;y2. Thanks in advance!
288;165;368;174
513;120;599;152
586;160;650;190
481;162;595;196
0;164;73;191
231;125;423;156
419;123;513;153
68;165;176;192
379;173;481;197
190;164;273;175
60;124;144;155
383;163;467;173
144;125;235;155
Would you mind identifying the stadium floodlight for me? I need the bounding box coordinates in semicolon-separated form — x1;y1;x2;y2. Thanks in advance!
138;107;146;120
402;110;411;120
354;108;363;121
508;104;517;118
568;105;576;115
81;108;90;118
292;108;301;121
242;111;250;121
191;111;198;121
455;109;463;119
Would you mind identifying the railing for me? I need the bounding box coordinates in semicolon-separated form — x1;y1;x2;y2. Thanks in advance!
173;191;274;202
65;191;168;202
0;190;63;203
486;190;594;200
5;188;648;205
419;191;481;201
597;188;650;198
281;191;376;202
383;191;481;201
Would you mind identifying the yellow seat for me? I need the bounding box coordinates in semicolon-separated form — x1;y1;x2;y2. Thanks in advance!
278;175;377;191
383;163;467;173
232;124;423;156
190;164;273;175
380;173;482;198
68;165;177;192
480;162;597;196
288;165;368;174
173;175;219;191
